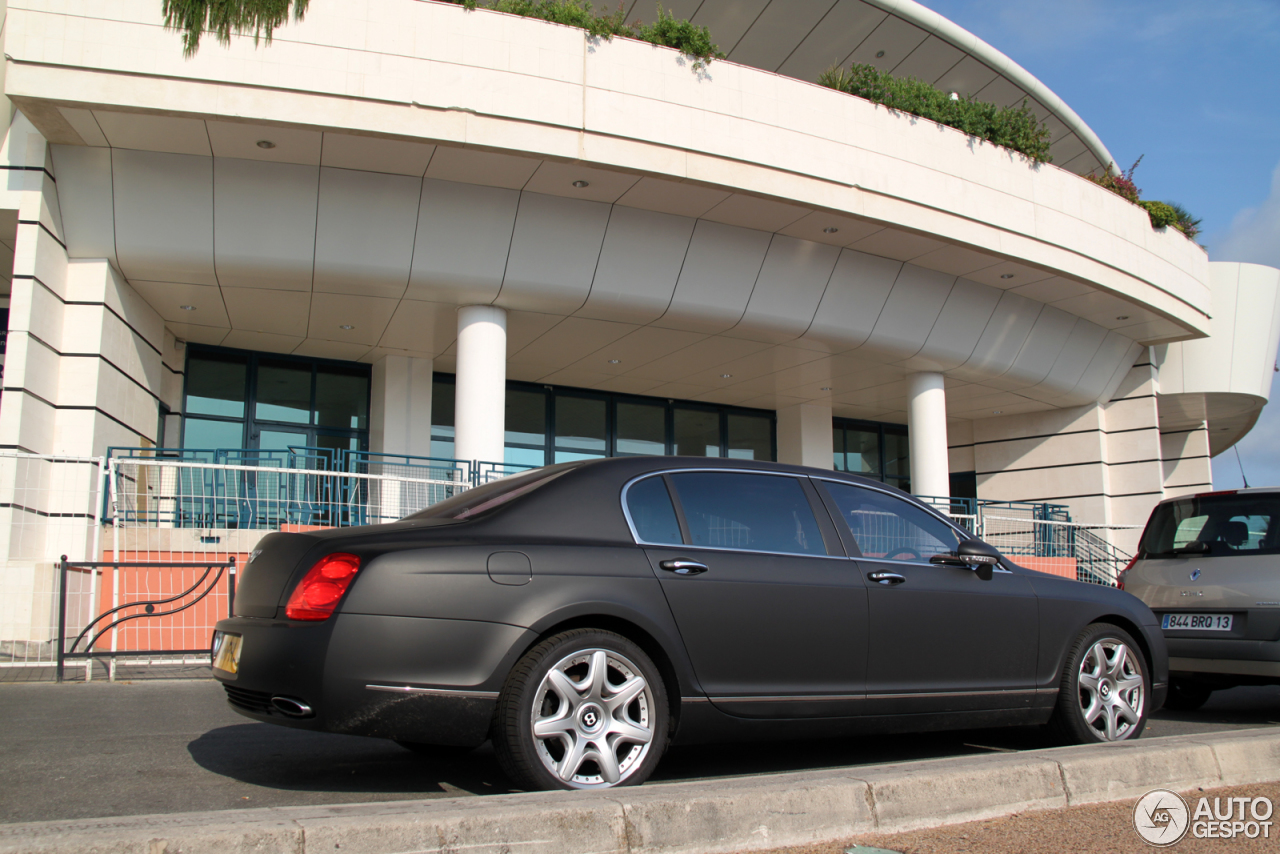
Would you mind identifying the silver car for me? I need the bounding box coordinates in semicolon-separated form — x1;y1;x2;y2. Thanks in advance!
1122;489;1280;709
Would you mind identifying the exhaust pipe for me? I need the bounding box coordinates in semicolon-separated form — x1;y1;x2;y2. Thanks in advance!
270;696;315;718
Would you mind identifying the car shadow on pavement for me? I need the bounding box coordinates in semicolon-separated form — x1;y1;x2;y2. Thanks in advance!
187;723;516;796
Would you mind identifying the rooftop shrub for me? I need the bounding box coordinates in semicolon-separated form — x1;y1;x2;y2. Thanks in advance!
1089;158;1202;240
164;0;309;56
817;63;1054;164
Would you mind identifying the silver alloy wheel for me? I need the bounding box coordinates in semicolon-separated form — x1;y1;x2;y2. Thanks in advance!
530;648;654;788
1076;637;1145;740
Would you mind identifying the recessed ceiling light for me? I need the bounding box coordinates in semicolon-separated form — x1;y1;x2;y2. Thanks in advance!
820;387;832;391
823;227;839;234
992;410;1003;415
1000;273;1015;279
1116;315;1130;321
572;180;590;188
720;374;732;379
339;324;354;330
608;359;620;364
256;140;276;149
875;50;886;58
179;305;196;311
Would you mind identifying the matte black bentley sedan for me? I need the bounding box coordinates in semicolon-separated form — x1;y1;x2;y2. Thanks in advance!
212;457;1168;790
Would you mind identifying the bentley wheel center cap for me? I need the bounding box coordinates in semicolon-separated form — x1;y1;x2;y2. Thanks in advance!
579;704;604;732
1100;682;1112;698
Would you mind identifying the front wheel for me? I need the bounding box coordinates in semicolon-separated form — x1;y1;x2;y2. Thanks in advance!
1047;623;1148;743
493;628;670;790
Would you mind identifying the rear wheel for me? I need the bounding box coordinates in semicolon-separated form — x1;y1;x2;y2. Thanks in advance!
1163;678;1214;711
1047;623;1148;743
493;628;669;790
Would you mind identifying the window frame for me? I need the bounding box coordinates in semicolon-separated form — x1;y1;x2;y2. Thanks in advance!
620;468;844;559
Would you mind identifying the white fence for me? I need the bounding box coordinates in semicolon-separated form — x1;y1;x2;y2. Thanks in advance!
0;453;476;671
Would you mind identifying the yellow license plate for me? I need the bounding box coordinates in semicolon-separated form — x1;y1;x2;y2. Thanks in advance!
212;631;242;675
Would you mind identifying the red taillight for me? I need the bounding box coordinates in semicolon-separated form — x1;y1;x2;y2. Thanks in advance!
286;553;361;621
1116;554;1140;590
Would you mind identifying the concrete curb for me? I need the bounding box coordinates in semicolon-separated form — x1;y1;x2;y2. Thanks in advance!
3;728;1278;854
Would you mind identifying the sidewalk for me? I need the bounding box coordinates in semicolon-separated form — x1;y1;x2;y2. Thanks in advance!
751;780;1280;854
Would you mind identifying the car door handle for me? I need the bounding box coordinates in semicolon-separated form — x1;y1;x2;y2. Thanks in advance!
868;571;906;585
660;559;708;576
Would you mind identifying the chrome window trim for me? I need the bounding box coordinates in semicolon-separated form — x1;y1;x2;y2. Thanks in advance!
813;476;1013;573
620;467;843;560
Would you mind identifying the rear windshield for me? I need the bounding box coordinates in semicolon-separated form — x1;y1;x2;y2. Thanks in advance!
1141;494;1280;557
403;463;579;521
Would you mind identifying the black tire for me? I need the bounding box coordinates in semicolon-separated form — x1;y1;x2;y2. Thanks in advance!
493;628;670;791
1046;622;1149;744
1163;679;1214;711
394;741;476;759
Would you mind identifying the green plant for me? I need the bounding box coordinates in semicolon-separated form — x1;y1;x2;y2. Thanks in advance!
633;5;725;71
1089;157;1201;240
1138;200;1178;229
163;0;309;56
817;63;1053;163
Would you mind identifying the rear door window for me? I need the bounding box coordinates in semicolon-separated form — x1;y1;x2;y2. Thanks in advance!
820;481;960;562
667;472;826;556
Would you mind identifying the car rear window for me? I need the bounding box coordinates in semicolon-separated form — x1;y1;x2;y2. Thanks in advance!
667;471;826;556
1142;494;1280;557
403;464;579;521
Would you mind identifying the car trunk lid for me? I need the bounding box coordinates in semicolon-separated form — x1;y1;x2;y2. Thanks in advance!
234;532;325;618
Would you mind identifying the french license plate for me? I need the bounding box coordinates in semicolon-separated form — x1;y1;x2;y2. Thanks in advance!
212;631;242;675
1162;613;1233;631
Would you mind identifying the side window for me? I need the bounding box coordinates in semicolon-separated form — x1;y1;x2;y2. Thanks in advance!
668;472;826;556
822;481;960;562
625;476;683;545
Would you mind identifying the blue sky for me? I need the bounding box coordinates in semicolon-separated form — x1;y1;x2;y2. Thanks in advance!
921;0;1280;488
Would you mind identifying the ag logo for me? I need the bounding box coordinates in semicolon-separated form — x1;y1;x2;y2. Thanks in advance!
1190;568;1201;581
1134;789;1190;846
248;549;263;565
582;710;599;727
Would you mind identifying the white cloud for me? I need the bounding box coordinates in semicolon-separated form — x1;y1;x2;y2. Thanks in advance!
1213;158;1280;269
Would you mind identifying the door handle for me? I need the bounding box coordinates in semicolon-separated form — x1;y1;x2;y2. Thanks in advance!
660;559;708;576
868;571;906;585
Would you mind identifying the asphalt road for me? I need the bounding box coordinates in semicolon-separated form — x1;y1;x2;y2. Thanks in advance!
0;679;1277;825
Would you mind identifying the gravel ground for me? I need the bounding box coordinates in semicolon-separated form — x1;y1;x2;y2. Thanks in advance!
744;781;1280;854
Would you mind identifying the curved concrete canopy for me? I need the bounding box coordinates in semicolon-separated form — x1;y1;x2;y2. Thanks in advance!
617;0;1115;175
1156;263;1280;455
50;144;1143;422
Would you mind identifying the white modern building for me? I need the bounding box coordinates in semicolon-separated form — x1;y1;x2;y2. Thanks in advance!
0;0;1278;660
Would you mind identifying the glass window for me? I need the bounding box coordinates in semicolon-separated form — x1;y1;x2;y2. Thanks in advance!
847;429;880;475
616;402;665;455
669;472;825;556
884;429;909;479
625;476;683;544
674;408;720;457
183;417;244;450
259;428;309;453
832;426;846;471
431;379;455;459
186;352;247;417
255;360;311;424
823;482;959;562
315;369;368;429
555;396;606;452
1142;495;1280;557
506;389;546;447
727;413;771;460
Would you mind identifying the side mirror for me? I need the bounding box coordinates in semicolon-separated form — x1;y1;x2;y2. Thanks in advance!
957;539;1001;581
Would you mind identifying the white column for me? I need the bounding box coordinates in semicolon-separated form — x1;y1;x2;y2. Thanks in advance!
907;372;949;498
454;305;507;464
776;403;833;469
370;355;434;456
